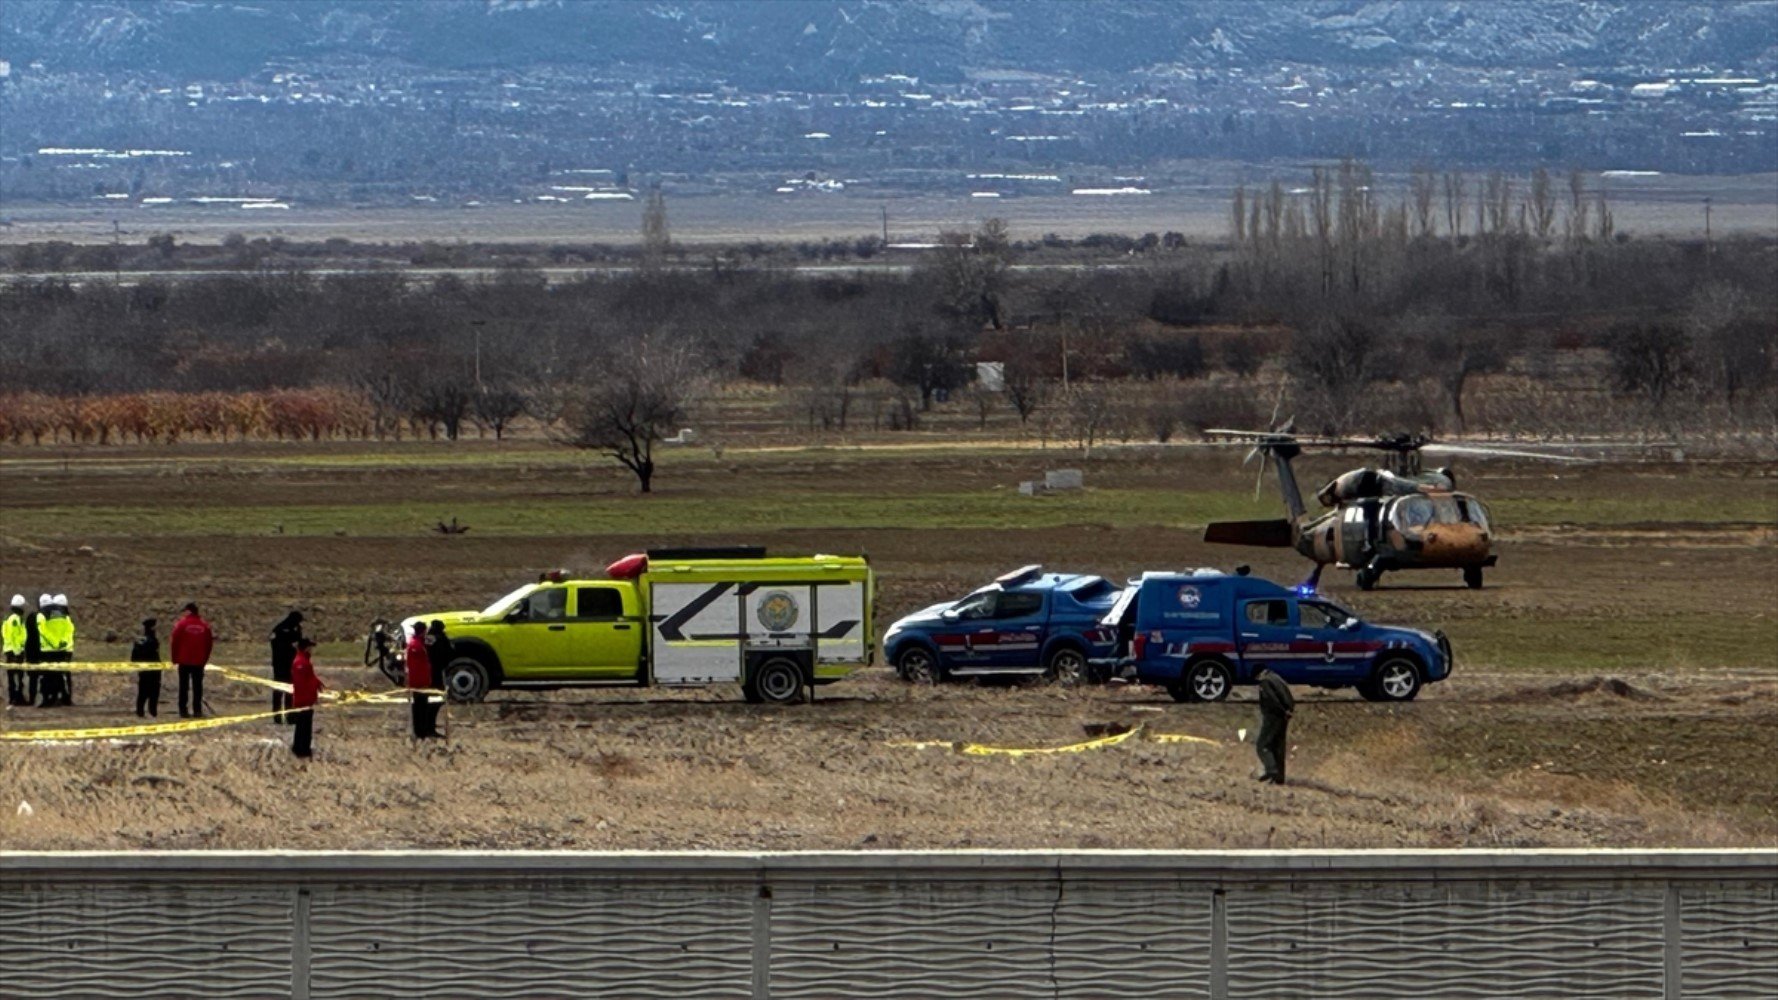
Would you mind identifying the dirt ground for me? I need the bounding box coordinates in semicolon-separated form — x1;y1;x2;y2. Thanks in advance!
1;440;1774;850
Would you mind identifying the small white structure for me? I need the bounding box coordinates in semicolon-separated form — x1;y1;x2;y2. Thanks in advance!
976;362;1005;392
1044;468;1084;491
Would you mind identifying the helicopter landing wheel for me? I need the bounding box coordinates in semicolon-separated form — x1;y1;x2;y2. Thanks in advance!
1356;565;1382;591
1463;566;1484;589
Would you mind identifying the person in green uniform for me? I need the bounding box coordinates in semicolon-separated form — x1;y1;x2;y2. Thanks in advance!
1254;668;1295;785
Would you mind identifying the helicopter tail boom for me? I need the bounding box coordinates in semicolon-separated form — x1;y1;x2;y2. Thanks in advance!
1203;517;1296;548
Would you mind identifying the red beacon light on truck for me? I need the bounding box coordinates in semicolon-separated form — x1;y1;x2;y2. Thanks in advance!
539;568;570;584
605;553;648;580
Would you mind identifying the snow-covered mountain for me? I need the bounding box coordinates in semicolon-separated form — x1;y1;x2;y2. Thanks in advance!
4;1;1773;85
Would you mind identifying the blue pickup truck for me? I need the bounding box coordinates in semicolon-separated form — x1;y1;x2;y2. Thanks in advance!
1102;569;1451;702
885;566;1122;684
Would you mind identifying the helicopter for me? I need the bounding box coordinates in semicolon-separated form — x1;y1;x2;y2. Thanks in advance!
1201;427;1589;590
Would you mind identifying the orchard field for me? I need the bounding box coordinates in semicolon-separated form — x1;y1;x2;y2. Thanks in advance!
1;436;1773;851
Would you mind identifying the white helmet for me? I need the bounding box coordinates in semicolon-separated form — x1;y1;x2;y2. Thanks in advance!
8;594;23;609
53;594;68;607
38;593;53;609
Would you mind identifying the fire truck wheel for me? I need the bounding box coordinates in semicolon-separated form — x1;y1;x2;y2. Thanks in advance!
1043;646;1089;687
443;656;493;704
748;657;805;705
1356;565;1381;591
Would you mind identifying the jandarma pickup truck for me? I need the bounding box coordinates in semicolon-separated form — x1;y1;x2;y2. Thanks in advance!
1101;569;1451;702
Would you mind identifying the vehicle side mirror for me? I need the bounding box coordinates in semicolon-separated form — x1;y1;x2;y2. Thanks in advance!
940;609;958;621
1340;617;1360;631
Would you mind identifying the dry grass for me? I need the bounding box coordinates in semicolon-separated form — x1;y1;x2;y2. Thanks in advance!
1;667;1771;851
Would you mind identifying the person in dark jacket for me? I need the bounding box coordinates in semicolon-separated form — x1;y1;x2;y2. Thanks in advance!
23;594;46;706
132;618;163;718
170;603;215;719
289;638;324;758
405;622;439;739
268;611;304;725
425;619;452;698
1254;668;1295;785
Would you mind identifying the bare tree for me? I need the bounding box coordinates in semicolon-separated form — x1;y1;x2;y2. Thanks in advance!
472;383;526;440
564;337;701;492
1410;164;1437;239
1399;310;1507;432
1607;323;1690;411
1288;314;1387;429
1002;352;1051;425
926;219;1011;328
1063;380;1115;456
964;382;998;429
1686;284;1772;402
1442;170;1466;239
1230;184;1247;244
1564;169;1590;243
411;373;473;440
1527;167;1557;240
641;187;671;265
1263;180;1285;247
1483;172;1513;235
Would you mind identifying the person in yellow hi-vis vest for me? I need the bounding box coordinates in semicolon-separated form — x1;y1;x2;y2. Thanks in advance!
37;593;76;708
3;595;27;706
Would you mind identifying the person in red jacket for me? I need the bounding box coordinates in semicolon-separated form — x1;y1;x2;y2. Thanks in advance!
405;622;439;739
289;637;324;758
169;602;215;719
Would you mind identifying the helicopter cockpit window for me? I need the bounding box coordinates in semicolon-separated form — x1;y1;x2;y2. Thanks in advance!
1393;496;1435;530
1430;496;1463;524
1457;497;1491;530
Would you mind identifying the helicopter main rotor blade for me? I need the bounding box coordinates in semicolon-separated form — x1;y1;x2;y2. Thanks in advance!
1420;443;1594;462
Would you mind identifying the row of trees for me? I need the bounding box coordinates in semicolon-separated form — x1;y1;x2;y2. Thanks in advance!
0;385;543;446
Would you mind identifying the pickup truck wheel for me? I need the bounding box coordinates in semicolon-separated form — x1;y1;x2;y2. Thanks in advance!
1371;657;1422;702
443;656;493;704
896;646;944;685
1356;565;1382;591
1184;659;1232;703
1043;646;1089;687
748;657;805;705
1463;566;1484;589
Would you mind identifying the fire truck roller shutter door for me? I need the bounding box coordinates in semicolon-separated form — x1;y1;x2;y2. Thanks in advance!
650;582;744;685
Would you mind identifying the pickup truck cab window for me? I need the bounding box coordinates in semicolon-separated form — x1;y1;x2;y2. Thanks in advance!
950;591;997;619
1300;600;1355;629
574;587;625;620
510;588;567;621
1245;599;1291;627
994;592;1044;619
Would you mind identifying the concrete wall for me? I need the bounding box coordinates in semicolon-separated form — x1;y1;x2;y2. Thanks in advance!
2;850;1773;999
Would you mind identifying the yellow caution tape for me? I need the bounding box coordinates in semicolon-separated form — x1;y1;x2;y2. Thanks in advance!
889;726;1221;756
0;707;288;741
1151;732;1221;746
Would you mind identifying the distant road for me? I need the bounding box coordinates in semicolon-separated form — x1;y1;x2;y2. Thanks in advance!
0;261;1125;287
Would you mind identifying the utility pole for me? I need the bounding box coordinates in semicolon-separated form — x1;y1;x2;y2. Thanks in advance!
881;204;889;245
471;319;486;389
1703;197;1713;265
112;219;122;284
